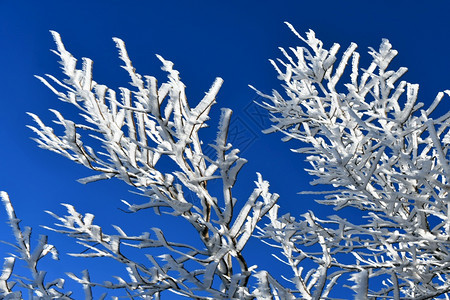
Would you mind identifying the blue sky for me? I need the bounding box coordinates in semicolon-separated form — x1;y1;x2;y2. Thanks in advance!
1;1;450;298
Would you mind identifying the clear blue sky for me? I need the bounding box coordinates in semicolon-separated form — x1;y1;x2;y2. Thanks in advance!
1;1;450;298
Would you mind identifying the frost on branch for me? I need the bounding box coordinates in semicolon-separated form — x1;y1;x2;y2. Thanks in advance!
0;192;71;299
23;31;281;298
256;23;450;299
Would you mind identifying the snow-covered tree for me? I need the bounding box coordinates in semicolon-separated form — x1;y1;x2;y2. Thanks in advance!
1;23;449;299
254;23;450;299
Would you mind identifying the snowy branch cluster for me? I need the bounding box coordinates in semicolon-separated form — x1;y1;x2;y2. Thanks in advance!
1;23;450;299
255;24;450;299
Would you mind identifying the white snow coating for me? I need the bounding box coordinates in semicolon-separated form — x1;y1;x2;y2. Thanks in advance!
2;23;450;299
